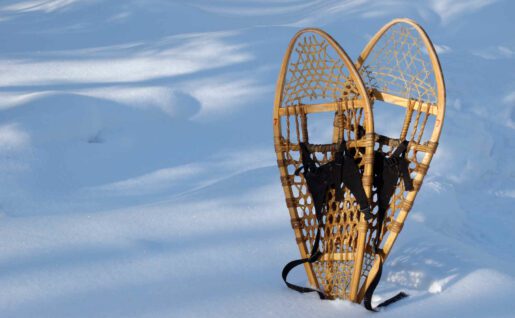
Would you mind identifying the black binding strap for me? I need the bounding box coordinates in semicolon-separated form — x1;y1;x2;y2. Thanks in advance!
281;225;327;299
282;140;371;299
363;255;408;311
363;140;413;311
296;141;370;219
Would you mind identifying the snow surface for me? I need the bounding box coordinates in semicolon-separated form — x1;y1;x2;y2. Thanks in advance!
0;0;514;317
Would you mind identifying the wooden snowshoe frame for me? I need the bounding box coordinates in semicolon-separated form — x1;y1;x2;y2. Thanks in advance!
273;28;375;301
354;18;445;302
274;19;445;304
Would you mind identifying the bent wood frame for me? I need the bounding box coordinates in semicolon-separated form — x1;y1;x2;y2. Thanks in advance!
354;18;446;302
273;28;374;301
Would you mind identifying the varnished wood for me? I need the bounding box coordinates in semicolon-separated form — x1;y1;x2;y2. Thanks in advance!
273;28;374;301
273;18;445;305
371;90;438;115
276;90;437;117
354;18;445;302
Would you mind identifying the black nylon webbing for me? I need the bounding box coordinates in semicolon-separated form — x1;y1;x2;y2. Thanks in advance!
281;224;327;299
363;255;408;311
282;140;370;299
282;140;413;311
297;141;370;220
363;140;413;311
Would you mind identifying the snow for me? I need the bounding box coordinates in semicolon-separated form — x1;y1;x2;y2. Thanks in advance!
0;0;514;317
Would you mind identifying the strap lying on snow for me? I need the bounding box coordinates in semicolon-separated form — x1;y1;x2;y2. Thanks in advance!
282;140;370;299
281;225;326;299
363;255;409;311
363;140;413;311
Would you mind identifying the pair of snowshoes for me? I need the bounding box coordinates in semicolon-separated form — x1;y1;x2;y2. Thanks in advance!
274;18;445;310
